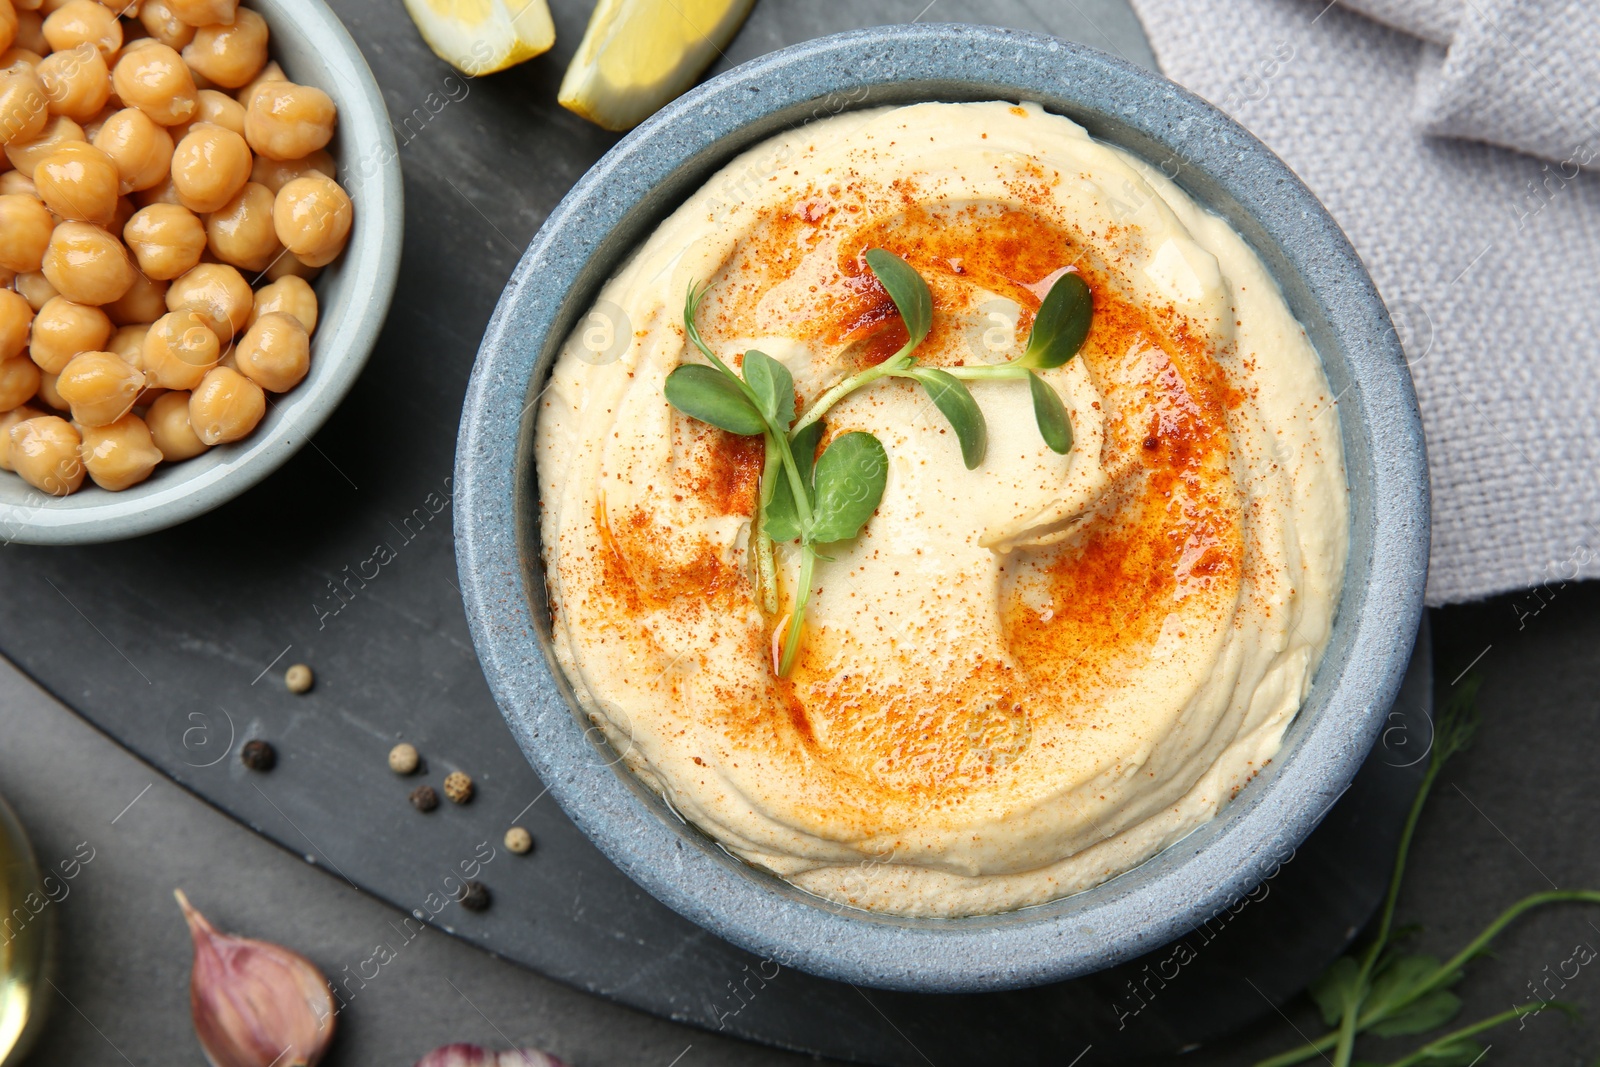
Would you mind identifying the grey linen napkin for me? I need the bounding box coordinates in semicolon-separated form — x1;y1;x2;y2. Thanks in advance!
1126;0;1600;605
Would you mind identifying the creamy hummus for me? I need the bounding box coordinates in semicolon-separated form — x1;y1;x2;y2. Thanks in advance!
535;101;1348;917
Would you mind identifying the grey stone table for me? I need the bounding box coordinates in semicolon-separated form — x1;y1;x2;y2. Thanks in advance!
8;0;1600;1062
15;584;1600;1067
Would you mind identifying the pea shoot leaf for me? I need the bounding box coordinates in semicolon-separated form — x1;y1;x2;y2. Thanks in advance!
807;431;888;545
904;366;986;469
865;247;932;349
1417;1039;1484;1066
1309;956;1362;1028
764;421;822;544
1369;991;1463;1038
1367;955;1444;1010
741;349;795;429
1028;370;1073;454
664;364;767;436
1019;271;1092;370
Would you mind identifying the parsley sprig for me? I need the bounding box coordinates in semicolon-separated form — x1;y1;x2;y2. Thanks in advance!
663;249;1092;676
1254;678;1599;1067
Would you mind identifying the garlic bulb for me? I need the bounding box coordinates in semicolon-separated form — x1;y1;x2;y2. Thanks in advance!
415;1044;569;1067
176;889;336;1067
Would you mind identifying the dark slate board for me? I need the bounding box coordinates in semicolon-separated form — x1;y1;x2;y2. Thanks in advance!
0;1;1430;1062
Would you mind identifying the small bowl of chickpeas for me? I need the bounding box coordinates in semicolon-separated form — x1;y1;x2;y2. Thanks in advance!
0;0;400;541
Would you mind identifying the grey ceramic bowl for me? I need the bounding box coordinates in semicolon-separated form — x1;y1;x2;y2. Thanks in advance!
456;24;1430;992
0;0;401;545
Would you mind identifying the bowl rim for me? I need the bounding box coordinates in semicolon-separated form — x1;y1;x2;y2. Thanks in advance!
455;23;1430;993
0;0;402;545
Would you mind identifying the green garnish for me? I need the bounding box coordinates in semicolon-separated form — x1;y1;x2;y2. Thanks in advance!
1251;678;1600;1067
664;250;1093;676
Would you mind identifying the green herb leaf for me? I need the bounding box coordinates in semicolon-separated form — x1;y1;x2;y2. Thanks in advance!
664;364;767;436
1416;1038;1484;1066
1028;371;1073;454
1369;991;1463;1038
807;431;888;544
902;366;987;469
1309;956;1362;1028
1019;271;1092;370
1367;955;1443;1011
741;349;795;429
764;421;822;544
864;247;932;349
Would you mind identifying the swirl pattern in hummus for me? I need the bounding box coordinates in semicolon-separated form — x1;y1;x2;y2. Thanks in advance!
535;101;1348;917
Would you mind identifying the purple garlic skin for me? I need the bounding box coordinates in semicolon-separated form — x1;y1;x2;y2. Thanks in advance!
176;889;337;1067
415;1043;569;1067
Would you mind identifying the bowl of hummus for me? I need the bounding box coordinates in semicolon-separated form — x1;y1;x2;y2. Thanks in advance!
455;24;1428;991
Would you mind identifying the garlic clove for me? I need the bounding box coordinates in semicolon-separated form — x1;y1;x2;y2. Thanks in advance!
415;1043;569;1067
176;888;337;1067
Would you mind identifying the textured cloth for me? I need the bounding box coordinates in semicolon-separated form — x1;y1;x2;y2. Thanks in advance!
1127;0;1600;604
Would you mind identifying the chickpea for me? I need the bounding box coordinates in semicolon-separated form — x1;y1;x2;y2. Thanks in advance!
262;248;315;281
170;122;247;213
3;111;78;176
12;10;43;54
145;386;201;458
42;0;119;57
167;0;234;29
249;145;331;193
9;0;30;13
92;107;171;192
9;412;81;492
165;261;248;339
194;87;242;134
0;68;47;143
0;402;42;467
37;43;109;121
13;266;53;307
111;42;194;126
272;173;348;267
1;47;40;71
135;0;189;49
132;171;178;206
182;8;262;90
80;411;160;488
28;294;108;370
249;273;314;333
56;347;140;424
0;286;29;357
233;56;279;109
188;364;259;444
244;82;333;162
0;0;14;53
106;320;142;361
0;352;37;408
203;180;274;271
233;310;305;392
122;201;201;278
77;102;113;140
140;306;214;387
33;366;61;406
32;140;117;222
42;220;133;303
104;269;163;324
0;168;34;194
0;190;50;269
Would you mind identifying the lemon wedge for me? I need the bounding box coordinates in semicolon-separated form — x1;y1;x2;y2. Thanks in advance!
559;0;755;131
402;0;554;76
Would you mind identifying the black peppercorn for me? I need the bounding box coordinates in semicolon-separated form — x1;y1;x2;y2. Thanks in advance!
456;880;490;912
240;739;276;771
409;785;439;812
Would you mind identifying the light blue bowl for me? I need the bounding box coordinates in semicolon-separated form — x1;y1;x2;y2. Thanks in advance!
455;25;1430;992
0;0;402;544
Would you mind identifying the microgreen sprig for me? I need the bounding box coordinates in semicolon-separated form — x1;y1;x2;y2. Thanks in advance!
662;249;1093;677
1252;678;1600;1067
